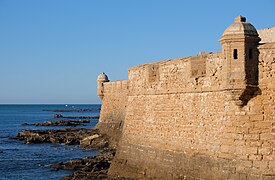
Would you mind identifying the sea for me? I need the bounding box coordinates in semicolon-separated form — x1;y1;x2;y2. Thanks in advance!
0;104;101;180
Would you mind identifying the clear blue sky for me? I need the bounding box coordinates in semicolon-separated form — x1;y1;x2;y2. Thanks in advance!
0;0;274;104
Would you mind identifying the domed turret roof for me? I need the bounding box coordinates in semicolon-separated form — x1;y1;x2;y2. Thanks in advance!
97;72;109;82
222;16;258;37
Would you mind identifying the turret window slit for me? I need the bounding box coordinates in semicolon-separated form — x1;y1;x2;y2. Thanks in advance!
249;48;252;59
233;49;238;59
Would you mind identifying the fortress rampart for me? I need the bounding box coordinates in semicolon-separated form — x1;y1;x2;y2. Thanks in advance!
96;79;128;147
258;27;275;43
127;52;223;95
97;16;275;179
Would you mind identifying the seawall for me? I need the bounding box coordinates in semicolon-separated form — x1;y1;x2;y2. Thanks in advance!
108;43;275;179
97;18;275;179
96;80;128;148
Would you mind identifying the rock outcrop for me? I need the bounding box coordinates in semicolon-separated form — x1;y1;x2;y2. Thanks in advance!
14;128;114;179
52;148;116;180
22;120;91;127
14;128;107;148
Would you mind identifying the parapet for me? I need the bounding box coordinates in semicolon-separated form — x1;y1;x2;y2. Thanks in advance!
127;52;223;96
103;80;129;95
258;27;275;43
97;72;129;100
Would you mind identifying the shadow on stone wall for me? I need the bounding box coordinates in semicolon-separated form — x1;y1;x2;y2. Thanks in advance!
238;86;262;107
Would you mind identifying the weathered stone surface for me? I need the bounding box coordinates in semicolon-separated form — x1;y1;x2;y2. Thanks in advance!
96;80;128;148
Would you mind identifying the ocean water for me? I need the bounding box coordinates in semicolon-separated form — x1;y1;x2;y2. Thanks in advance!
0;104;101;180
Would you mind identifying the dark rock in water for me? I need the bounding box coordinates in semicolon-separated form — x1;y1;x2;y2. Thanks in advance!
35;120;90;126
53;114;99;119
62;116;99;119
14;128;105;146
21;123;35;126
14;126;121;179
54;114;63;118
52;148;116;180
21;119;91;127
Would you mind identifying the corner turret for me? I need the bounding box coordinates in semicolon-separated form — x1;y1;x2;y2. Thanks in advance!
97;72;109;100
219;16;261;89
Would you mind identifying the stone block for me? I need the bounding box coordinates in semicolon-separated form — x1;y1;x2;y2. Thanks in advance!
249;154;263;161
220;145;235;154
253;160;268;169
259;147;272;155
239;160;253;168
250;114;264;121
261;133;272;140
218;152;236;160
239;147;258;155
247;140;263;147
244;134;260;141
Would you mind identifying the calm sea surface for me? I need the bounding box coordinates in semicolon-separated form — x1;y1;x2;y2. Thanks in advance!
0;104;101;180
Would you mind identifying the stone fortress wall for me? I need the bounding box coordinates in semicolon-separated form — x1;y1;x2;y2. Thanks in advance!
258;27;275;43
96;79;128;147
97;16;275;179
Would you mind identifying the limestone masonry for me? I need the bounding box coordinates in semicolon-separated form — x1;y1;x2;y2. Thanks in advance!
97;16;275;179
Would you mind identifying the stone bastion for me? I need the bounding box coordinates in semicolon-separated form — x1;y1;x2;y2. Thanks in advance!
96;16;275;179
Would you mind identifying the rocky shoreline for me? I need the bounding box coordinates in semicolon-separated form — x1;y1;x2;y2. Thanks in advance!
53;148;116;180
21;119;91;127
14;127;117;179
20;114;100;127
